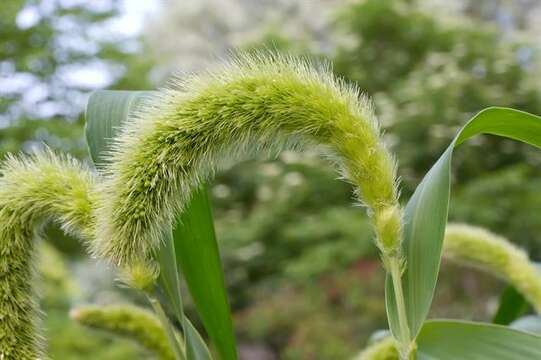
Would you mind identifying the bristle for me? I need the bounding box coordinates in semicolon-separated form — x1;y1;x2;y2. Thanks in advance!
355;223;541;359
0;149;96;359
445;223;541;313
72;304;174;360
92;52;402;267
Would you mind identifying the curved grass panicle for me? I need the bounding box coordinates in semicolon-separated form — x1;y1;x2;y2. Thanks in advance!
0;151;96;359
71;305;175;360
354;224;541;360
93;53;401;267
444;224;541;313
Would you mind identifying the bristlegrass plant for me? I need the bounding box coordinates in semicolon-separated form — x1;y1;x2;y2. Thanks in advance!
357;223;541;360
90;53;408;357
92;53;402;271
71;305;176;360
2;53;541;359
444;224;541;313
0;150;96;359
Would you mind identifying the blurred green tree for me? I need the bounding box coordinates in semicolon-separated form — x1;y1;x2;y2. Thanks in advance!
0;0;154;253
334;0;541;189
0;0;153;158
332;0;541;252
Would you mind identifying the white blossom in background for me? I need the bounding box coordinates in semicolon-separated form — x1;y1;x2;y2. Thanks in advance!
145;0;342;79
144;0;541;82
420;0;465;15
525;5;541;47
419;0;541;36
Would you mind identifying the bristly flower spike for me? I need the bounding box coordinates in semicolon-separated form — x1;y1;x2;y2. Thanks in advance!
355;223;541;360
71;305;175;360
0;150;96;359
445;223;541;313
93;53;402;268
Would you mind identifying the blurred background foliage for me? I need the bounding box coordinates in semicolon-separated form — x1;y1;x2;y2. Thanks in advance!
1;0;541;358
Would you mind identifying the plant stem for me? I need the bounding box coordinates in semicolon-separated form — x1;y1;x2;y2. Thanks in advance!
148;294;186;360
389;256;414;360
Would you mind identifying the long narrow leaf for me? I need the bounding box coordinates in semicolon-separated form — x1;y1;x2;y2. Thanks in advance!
174;187;237;360
386;107;541;339
416;320;541;359
148;295;186;360
385;146;452;341
157;228;185;328
185;318;213;360
85;90;150;167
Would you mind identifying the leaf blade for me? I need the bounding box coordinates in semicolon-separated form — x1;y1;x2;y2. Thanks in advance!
417;320;541;360
386;107;541;339
185;318;213;360
174;187;237;360
493;286;529;325
85;90;150;167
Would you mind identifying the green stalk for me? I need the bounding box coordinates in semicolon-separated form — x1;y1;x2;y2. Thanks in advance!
389;257;414;360
148;294;186;360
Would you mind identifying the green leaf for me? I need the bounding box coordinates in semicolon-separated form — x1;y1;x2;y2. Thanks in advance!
416;320;541;359
157;228;184;329
148;295;186;360
385;146;452;341
156;235;218;357
386;107;541;339
174;187;237;360
185;318;213;360
493;286;529;325
85;90;151;167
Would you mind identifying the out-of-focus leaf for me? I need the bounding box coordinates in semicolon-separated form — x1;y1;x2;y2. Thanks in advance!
185;318;213;360
416;320;541;359
493;286;529;325
157;228;184;329
85;90;150;167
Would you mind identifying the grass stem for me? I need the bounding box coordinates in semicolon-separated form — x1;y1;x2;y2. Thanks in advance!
389;257;414;360
147;294;186;360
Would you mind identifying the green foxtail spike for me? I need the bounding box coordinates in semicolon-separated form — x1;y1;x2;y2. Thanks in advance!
71;305;176;360
0;150;96;359
92;53;401;270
